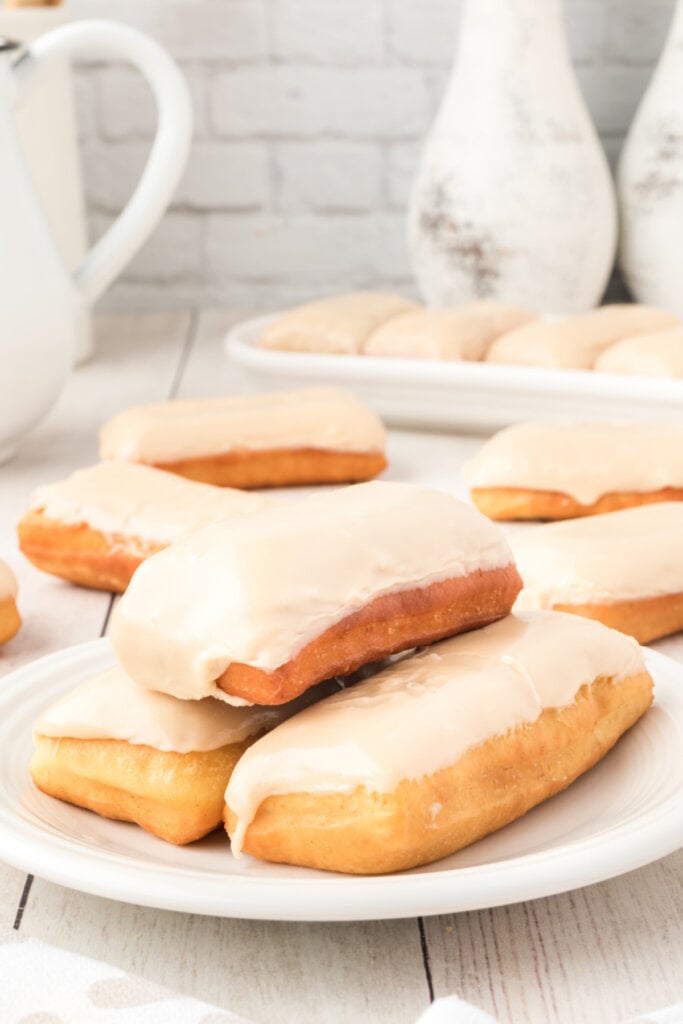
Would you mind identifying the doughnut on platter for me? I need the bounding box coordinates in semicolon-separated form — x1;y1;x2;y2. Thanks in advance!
226;313;683;433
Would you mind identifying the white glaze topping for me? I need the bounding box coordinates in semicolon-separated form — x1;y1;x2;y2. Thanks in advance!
0;559;17;601
33;666;335;753
100;388;387;464
462;422;683;505
110;481;515;701
259;292;418;354
513;502;683;608
225;610;645;854
595;328;683;378
30;461;270;545
364;303;535;361
486;304;678;369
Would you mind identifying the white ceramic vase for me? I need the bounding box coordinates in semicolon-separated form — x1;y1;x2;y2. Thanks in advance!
618;0;683;316
408;0;617;314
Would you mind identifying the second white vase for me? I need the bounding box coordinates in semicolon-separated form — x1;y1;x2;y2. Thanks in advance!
408;0;617;314
618;0;683;316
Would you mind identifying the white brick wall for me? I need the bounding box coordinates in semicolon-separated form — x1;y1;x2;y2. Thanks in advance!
59;0;675;311
274;142;382;212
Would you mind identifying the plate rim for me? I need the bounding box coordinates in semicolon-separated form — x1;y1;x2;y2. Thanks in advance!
1;639;682;921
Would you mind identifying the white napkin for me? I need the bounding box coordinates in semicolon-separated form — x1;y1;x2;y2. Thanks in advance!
625;1010;683;1024
0;928;681;1024
416;999;683;1024
416;996;499;1023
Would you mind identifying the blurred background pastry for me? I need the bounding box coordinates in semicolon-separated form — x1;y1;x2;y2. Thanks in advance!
486;305;678;370
259;293;418;355
363;302;535;361
595;327;683;377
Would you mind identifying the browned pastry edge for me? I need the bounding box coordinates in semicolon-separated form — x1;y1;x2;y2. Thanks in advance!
30;735;257;845
551;591;683;645
0;597;21;646
5;1;63;8
224;670;653;874
470;486;683;521
150;447;387;489
217;564;523;705
17;511;162;593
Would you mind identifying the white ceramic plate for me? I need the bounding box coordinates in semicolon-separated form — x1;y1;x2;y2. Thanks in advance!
2;639;682;922
226;313;683;433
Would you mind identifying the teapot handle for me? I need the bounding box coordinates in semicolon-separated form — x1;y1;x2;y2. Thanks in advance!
13;20;192;304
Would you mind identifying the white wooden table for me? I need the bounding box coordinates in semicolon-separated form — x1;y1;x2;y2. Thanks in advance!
1;311;681;1024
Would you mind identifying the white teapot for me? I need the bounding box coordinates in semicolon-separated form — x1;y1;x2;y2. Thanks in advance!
0;21;192;463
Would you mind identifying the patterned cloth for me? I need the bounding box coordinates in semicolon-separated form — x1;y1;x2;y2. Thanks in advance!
0;930;247;1024
0;928;681;1023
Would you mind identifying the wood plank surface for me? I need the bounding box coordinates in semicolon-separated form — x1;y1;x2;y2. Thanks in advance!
0;310;681;1024
21;881;430;1024
425;850;683;1023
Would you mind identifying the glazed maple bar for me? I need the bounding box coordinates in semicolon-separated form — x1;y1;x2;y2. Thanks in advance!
364;302;535;361
486;304;678;370
463;422;683;520
31;667;338;845
512;503;683;643
110;481;522;706
99;387;388;488
18;461;270;593
259;291;418;354
595;327;683;378
224;611;652;874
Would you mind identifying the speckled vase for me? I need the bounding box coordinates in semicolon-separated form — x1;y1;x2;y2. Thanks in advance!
408;0;617;314
618;0;683;316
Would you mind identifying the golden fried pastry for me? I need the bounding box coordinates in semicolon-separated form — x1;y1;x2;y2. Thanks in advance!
512;503;683;643
99;387;387;488
259;292;419;354
17;461;270;593
110;481;522;706
486;304;678;370
463;422;683;520
30;667;338;845
224;611;652;874
0;559;21;646
363;302;535;361
595;327;683;377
